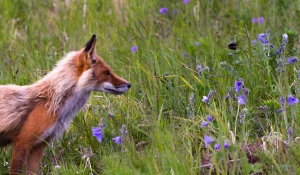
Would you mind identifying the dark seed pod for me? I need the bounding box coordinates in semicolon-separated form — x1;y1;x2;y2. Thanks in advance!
227;42;237;50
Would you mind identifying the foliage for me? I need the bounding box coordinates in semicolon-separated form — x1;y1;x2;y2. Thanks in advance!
0;0;300;174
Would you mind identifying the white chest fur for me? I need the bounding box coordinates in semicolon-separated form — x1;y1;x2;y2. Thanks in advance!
40;91;90;142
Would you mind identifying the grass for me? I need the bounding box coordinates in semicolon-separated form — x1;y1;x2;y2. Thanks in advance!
0;0;300;174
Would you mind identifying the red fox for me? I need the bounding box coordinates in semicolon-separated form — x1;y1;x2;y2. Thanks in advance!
0;34;131;174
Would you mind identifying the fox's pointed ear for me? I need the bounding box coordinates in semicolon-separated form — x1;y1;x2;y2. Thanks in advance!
84;34;97;62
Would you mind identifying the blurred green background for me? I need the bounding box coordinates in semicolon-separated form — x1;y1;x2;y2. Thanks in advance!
1;0;300;174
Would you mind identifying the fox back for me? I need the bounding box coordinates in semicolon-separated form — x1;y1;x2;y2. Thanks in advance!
0;34;131;174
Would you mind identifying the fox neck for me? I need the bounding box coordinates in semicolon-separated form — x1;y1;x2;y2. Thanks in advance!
31;51;93;140
32;51;91;115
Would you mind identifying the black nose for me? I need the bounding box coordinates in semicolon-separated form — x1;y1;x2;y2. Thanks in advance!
127;83;131;89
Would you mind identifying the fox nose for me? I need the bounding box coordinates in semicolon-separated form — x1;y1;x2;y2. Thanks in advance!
127;83;131;89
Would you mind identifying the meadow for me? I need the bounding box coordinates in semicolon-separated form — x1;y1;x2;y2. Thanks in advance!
1;0;300;174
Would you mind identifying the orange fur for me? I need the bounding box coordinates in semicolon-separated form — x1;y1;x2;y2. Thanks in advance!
0;34;131;174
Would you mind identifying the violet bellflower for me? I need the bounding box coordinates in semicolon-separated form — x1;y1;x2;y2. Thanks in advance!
202;90;214;103
287;57;298;64
201;121;210;127
159;7;168;14
112;124;127;145
238;95;246;105
183;0;190;4
287;95;299;106
224;140;229;149
259;17;264;24
252;17;264;24
276;34;288;55
243;88;249;97
214;143;221;150
206;115;213;122
252;18;258;24
202;96;209;103
225;88;233;100
196;64;205;74
277;108;283;114
131;45;138;53
258;33;267;42
204;134;213;146
298;70;300;80
92;119;106;143
92;127;104;143
112;136;122;144
234;80;244;92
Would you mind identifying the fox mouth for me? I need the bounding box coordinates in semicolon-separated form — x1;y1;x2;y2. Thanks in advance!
101;83;131;95
104;88;125;95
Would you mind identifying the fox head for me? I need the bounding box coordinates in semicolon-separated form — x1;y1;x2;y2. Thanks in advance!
75;34;131;94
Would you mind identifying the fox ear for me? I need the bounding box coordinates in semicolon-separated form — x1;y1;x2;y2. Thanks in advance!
84;34;97;62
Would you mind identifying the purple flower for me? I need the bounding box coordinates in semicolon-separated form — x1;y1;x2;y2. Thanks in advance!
287;57;298;64
183;0;190;4
238;96;245;105
259;17;265;24
225;88;233;100
202;90;213;103
243;88;249;97
261;40;269;45
258;33;267;42
202;96;209;103
234;80;243;92
131;45;138;53
224;141;229;149
204;134;213;146
276;45;284;55
214;143;221;150
252;18;258;24
92;127;104;143
196;64;205;74
252;40;257;45
277;108;283;113
159;7;168;14
298;70;300;80
183;52;187;57
112;136;122;144
259;17;264;24
195;42;199;46
201;121;209;127
92;119;106;143
287;95;299;106
206;115;213;122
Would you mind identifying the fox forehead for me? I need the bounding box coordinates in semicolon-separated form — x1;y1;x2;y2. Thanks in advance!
94;55;110;69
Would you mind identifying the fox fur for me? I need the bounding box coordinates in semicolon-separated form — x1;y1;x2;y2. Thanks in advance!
0;34;131;174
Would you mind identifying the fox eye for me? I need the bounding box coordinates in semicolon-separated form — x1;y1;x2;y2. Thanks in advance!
104;71;110;76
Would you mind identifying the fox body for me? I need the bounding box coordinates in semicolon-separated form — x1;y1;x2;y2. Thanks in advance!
0;34;131;174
